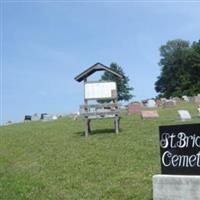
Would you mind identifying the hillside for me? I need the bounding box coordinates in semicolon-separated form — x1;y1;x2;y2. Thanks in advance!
0;102;199;200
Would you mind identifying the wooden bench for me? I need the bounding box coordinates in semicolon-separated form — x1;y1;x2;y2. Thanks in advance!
80;103;120;136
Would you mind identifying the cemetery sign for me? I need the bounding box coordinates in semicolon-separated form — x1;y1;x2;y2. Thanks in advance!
84;81;117;100
159;124;200;175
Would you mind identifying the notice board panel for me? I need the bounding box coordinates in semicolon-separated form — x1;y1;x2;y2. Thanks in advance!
84;82;117;100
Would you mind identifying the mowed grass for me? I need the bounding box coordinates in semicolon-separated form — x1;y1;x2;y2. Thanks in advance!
0;102;200;200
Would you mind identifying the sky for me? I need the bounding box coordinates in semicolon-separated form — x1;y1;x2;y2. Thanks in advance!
1;1;200;124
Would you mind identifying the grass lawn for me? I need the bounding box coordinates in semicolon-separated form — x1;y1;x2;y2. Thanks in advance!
0;102;199;200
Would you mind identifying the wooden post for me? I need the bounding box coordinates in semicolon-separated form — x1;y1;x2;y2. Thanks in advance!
113;99;119;134
88;119;91;133
85;118;89;137
84;78;90;137
115;115;119;134
84;78;88;107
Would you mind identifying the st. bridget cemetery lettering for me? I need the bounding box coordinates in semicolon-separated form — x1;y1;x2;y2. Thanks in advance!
161;132;200;167
159;124;200;175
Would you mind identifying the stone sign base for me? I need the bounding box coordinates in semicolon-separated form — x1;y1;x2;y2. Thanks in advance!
153;175;200;200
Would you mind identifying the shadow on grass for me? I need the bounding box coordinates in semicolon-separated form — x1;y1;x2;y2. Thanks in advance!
75;128;122;136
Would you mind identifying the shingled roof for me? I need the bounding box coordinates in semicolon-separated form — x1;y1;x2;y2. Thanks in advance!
74;62;124;82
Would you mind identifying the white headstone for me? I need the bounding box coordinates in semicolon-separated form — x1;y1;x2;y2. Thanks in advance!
147;99;156;108
161;98;167;101
52;115;58;120
182;95;190;102
42;114;53;121
197;108;200;117
32;114;40;121
177;110;191;121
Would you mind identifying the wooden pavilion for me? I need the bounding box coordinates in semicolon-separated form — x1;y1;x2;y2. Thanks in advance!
75;62;124;136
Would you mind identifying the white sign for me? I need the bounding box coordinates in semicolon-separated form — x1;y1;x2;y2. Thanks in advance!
85;82;117;100
147;99;156;108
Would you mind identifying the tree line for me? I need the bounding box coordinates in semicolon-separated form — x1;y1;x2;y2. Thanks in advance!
99;39;200;102
155;39;200;98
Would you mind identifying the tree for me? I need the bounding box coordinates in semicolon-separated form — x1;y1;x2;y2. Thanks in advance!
187;40;200;94
99;63;133;102
155;39;200;98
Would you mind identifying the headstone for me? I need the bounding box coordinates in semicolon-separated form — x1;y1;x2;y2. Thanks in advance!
177;110;191;121
197;107;200;117
162;100;176;108
147;99;156;108
141;110;159;119
155;99;162;107
32;113;40;121
141;99;148;107
24;115;31;122
194;96;200;105
119;105;127;110
40;113;48;120
182;95;190;102
73;112;80;120
161;98;167;101
172;97;181;103
6;120;12;125
189;96;194;103
42;114;54;121
52;115;58;120
128;102;142;114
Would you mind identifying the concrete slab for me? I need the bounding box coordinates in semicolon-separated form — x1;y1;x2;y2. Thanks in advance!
153;175;200;200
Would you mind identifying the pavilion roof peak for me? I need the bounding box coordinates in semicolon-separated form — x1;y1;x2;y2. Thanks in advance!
74;62;124;82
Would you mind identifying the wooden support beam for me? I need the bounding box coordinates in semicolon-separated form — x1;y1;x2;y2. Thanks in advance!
85;118;88;137
88;119;91;134
115;116;119;134
85;118;90;137
84;118;91;137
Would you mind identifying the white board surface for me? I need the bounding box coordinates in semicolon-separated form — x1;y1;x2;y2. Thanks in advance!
85;82;117;100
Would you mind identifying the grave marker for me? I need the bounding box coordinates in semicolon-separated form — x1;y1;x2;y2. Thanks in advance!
147;99;156;108
198;107;200;118
194;96;200;105
141;110;159;119
32;113;40;121
182;95;190;102
128;102;142;114
155;99;162;107
162;100;176;108
177;110;191;121
24;115;31;122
